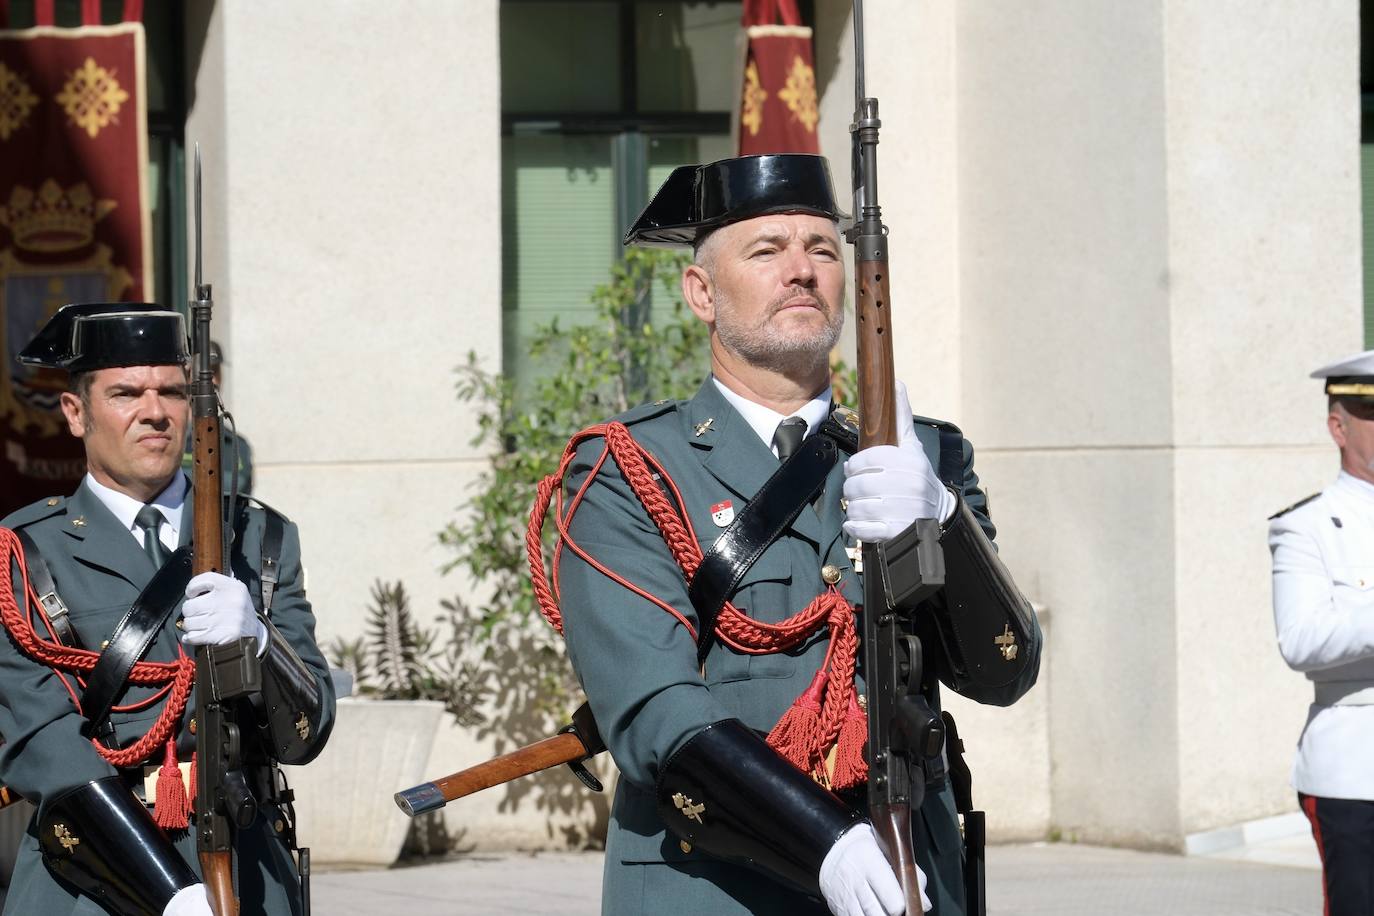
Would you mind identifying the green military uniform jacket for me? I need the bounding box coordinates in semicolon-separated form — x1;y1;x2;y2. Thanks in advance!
0;475;335;916
558;378;1041;916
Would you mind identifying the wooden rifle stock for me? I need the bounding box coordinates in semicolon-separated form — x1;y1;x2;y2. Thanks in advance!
396;702;604;817
190;145;239;916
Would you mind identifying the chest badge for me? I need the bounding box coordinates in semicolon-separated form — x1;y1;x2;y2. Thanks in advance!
710;500;734;527
694;418;714;437
995;624;1018;661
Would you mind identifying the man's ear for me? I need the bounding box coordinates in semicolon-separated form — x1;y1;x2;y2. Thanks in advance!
681;265;715;324
59;391;86;439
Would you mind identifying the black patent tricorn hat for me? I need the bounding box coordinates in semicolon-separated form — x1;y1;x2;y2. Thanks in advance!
624;154;850;248
19;303;189;372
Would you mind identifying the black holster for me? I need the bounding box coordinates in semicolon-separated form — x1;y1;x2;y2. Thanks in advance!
882;497;1035;691
39;776;197;916
655;719;862;896
259;619;324;764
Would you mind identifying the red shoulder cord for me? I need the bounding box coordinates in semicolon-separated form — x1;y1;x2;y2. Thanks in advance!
527;422;868;789
0;527;195;828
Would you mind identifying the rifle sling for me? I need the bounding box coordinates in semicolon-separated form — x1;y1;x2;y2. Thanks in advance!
687;424;847;664
15;529;79;649
80;546;195;740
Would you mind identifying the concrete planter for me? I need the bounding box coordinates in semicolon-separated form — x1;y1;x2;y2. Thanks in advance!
285;697;445;866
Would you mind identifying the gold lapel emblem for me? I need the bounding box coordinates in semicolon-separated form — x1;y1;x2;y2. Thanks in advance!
46;498;59;506
694;418;714;437
294;712;311;741
672;792;705;824
53;824;79;852
995;624;1018;661
71;516;86;528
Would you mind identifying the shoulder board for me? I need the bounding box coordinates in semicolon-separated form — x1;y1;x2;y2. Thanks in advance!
613;398;681;427
2;495;68;530
1268;493;1319;521
230;493;292;527
911;414;962;435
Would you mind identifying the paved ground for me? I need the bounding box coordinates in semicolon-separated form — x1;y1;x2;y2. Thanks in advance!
311;839;1324;915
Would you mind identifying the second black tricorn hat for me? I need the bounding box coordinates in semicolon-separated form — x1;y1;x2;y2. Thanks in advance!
624;154;849;248
19;303;189;372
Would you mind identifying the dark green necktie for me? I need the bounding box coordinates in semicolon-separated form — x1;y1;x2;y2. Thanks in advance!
773;416;808;462
134;504;169;569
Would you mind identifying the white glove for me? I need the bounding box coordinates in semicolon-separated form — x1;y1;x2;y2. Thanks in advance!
842;381;956;542
163;884;212;916
820;822;931;915
181;571;267;650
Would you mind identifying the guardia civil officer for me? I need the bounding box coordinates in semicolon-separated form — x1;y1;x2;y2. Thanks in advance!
0;304;334;915
1270;349;1374;916
555;155;1041;916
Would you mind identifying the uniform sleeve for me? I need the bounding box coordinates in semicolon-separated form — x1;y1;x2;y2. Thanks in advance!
1269;511;1374;672
556;440;732;790
0;552;116;809
259;518;336;761
933;433;1043;707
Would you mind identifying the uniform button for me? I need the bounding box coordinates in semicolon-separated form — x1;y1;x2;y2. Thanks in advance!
189;717;196;735
821;564;842;585
100;640;109;650
679;840;692;854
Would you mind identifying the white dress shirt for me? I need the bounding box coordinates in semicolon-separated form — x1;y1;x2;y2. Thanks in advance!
711;377;831;455
1269;470;1374;799
83;472;186;554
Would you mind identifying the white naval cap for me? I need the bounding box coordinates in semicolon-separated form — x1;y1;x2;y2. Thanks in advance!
1312;349;1374;396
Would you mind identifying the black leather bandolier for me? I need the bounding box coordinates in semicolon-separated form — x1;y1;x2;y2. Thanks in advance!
656;408;1033;899
23;495;323;911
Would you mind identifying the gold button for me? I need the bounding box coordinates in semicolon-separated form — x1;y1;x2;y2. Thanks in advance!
99;640;109;650
188;717;196;735
275;819;285;833
821;564;842;585
175;619;184;630
679;840;692;854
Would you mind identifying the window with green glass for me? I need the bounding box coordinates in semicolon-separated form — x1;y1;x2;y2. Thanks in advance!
500;0;747;391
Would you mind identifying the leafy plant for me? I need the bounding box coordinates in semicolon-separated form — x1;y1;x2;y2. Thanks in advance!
441;247;706;645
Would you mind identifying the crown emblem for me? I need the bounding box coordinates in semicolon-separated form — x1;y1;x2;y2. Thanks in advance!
0;180;117;253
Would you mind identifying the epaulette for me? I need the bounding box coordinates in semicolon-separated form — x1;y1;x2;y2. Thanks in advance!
1268;493;1319;521
229;493;292;526
614;398;681;428
912;414;962;435
3;495;68;530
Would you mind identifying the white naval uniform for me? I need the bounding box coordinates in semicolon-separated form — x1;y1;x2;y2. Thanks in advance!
1269;471;1374;800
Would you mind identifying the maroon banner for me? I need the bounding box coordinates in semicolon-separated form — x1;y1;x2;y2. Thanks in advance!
738;0;820;155
0;22;150;515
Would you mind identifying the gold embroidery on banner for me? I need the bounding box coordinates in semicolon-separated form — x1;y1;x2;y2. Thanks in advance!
741;60;767;137
0;63;39;141
55;58;130;139
672;792;705;824
53;824;79;853
778;55;818;133
0;181;118;254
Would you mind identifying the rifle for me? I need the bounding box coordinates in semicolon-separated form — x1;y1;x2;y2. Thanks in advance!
395;701;605;817
846;1;948;911
190;145;260;916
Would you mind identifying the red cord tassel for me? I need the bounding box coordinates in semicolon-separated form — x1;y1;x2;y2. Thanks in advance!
829;690;869;790
767;668;827;774
153;739;190;830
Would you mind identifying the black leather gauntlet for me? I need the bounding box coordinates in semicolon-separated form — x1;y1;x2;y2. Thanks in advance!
656;719;862;896
931;496;1036;690
39;776;197;916
259;618;324;764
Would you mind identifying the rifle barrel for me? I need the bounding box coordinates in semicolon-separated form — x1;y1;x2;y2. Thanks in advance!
395;731;591;817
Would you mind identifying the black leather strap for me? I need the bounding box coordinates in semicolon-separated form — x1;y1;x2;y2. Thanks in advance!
260;507;283;614
936;425;964;489
687;433;839;663
80;546;194;741
15;529;79;648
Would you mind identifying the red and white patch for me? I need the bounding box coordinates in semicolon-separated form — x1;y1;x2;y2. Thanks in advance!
710;500;735;527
